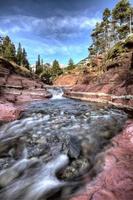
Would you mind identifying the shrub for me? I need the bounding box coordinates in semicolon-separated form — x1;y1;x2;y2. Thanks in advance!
107;41;126;59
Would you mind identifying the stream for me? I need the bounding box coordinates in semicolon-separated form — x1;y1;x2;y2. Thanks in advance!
0;87;128;200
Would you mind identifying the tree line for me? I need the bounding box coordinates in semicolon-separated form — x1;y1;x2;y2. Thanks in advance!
0;35;76;83
0;35;30;69
89;0;133;56
35;55;76;84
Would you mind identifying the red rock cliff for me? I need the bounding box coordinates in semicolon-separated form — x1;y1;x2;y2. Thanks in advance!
0;58;51;122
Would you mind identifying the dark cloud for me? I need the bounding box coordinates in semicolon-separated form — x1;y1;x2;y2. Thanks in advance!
0;0;107;17
0;0;113;41
0;14;100;41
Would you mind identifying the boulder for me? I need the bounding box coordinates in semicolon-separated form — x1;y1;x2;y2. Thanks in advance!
0;103;23;122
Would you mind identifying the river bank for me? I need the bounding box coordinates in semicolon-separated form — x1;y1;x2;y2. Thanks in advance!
0;58;52;122
54;47;133;114
1;56;133;199
0;57;133;199
63;90;133;115
0;88;132;199
70;119;133;200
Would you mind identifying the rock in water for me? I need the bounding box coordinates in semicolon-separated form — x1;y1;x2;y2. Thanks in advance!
68;135;81;159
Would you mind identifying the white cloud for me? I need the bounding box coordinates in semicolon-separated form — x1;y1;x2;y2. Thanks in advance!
0;14;95;64
25;38;83;56
80;18;101;28
0;15;100;37
13;36;85;64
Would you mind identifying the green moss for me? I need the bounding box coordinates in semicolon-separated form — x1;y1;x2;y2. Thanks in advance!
124;34;133;46
107;41;126;59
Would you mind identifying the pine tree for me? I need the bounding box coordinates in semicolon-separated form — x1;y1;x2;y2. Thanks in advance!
67;58;75;70
22;48;30;69
0;36;3;56
16;43;23;65
103;8;111;22
2;36;16;61
41;58;43;66
88;0;133;57
35;54;43;74
112;0;132;39
88;44;97;56
0;36;30;66
51;60;63;78
41;67;52;85
103;8;111;50
112;0;131;25
36;55;41;67
9;43;16;62
90;22;105;54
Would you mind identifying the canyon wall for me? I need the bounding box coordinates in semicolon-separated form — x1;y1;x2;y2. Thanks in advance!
56;51;133;111
0;58;51;122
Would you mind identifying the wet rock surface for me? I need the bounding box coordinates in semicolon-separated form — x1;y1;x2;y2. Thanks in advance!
70;120;133;200
0;89;128;199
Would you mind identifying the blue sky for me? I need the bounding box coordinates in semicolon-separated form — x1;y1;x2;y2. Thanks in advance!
0;0;133;65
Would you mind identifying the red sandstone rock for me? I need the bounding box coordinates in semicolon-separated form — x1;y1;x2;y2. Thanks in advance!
6;75;23;88
0;103;23;122
54;74;79;86
0;58;52;121
56;53;133;108
70;120;133;200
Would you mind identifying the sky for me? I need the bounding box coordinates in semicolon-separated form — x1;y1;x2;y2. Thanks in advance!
0;0;133;65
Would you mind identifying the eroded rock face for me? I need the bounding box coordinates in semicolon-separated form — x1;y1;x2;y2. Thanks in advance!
0;103;23;122
0;58;52;122
54;74;79;86
70;120;133;200
56;53;133;109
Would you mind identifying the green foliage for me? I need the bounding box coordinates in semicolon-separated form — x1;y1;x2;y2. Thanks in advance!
66;58;75;70
0;35;30;70
89;0;133;57
88;45;97;56
36;54;41;68
112;0;132;25
16;44;29;69
103;8;111;22
90;21;109;55
125;33;133;44
2;36;16;61
35;55;43;74
0;38;3;57
117;24;130;39
41;68;52;85
16;43;22;65
35;56;63;84
107;41;126;59
112;0;132;39
51;60;63;78
21;48;30;69
35;65;44;75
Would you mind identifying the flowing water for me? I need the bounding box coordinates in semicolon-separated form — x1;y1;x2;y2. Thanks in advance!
0;88;128;200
